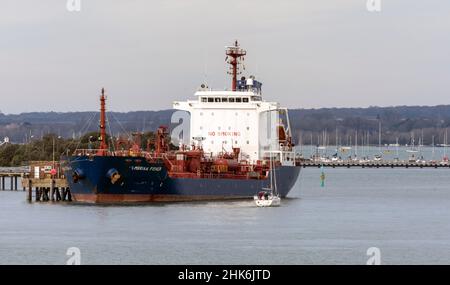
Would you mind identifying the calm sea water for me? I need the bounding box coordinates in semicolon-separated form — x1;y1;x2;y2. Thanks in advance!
1;167;450;264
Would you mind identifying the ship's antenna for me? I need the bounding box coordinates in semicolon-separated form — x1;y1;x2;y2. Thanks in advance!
203;48;209;87
225;40;246;91
98;87;108;156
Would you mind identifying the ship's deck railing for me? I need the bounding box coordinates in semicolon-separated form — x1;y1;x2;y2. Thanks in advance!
195;88;260;93
73;149;169;161
73;149;109;156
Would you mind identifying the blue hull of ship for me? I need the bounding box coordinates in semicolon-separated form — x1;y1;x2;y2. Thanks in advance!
64;156;300;203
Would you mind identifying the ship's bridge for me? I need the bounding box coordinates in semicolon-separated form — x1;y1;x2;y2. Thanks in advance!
194;90;262;103
193;76;263;103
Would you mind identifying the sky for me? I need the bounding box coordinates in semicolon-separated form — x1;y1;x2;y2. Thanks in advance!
1;0;449;114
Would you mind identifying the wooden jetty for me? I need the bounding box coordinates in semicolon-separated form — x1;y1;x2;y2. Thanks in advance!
22;161;71;202
0;167;26;190
22;177;71;202
0;162;71;202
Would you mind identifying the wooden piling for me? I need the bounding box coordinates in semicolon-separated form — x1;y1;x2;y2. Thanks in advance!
23;176;69;203
50;180;55;201
27;179;32;202
35;187;40;202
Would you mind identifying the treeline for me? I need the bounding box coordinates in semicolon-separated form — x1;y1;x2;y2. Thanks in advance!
0;110;173;144
289;106;450;146
1;105;450;147
0;131;162;167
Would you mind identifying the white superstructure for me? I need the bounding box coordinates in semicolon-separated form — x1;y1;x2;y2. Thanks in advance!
172;41;295;164
174;86;283;162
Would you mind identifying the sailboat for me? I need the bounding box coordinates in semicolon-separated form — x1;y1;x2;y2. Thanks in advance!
441;129;449;166
406;133;419;153
374;118;383;161
254;153;281;207
394;137;400;161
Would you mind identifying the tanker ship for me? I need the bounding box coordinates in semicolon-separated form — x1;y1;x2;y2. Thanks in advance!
64;41;301;203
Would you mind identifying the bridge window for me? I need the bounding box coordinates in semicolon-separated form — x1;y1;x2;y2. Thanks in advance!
208;98;214;102
221;97;228;102
201;97;207;102
235;98;242;103
229;98;235;103
215;98;221;102
243;97;249;103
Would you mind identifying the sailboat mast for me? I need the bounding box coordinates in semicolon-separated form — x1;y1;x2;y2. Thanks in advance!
432;135;435;160
335;127;338;149
445;128;448;158
421;129;424;146
273;156;278;196
367;132;370;149
378;119;381;153
396;137;399;157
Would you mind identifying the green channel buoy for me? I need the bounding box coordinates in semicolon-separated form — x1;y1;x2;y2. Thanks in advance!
320;165;325;187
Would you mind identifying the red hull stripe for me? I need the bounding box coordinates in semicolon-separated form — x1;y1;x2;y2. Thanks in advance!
73;194;250;203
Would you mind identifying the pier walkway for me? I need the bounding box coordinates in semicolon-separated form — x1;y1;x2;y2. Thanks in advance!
0;165;70;202
298;161;450;168
0;167;27;190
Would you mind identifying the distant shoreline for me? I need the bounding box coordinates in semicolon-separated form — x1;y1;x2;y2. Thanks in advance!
0;105;449;146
